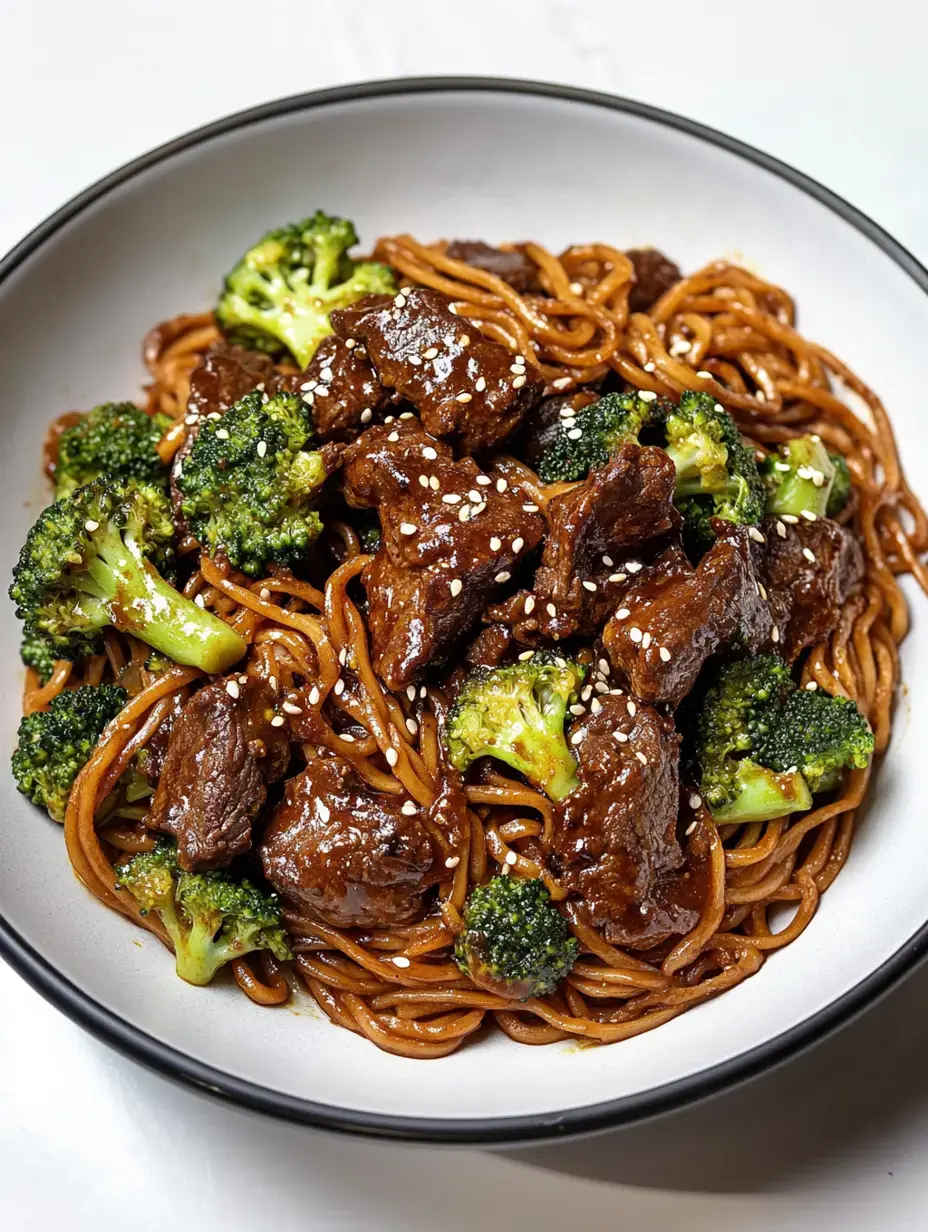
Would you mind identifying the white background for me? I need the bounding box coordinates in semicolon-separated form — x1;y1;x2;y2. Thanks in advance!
2;2;927;1228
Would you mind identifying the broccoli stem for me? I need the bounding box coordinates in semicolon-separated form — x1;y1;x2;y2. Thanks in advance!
174;914;225;985
81;526;246;673
492;735;579;802
765;437;836;518
711;762;812;824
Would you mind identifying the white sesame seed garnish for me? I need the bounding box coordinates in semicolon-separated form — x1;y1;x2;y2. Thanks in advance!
408;355;422;367
642;632;653;649
184;413;198;426
475;376;486;392
635;751;648;765
344;337;357;349
360;409;373;424
400;522;417;535
614;730;629;743
801;509;818;521
594;680;609;694
601;555;614;568
689;793;702;810
775;521;787;539
418;474;429;489
629;627;643;643
459;505;471;522
714;402;725;413
639;390;658;402
207;411;222;420
780;513;799;524
626;561;643;574
806;680;819;690
333;679;345;697
569;703;586;716
685;821;697;836
802;547;817;563
774;461;791;472
400;800;418;817
562;418;576;429
392;955;411;968
546;602;557;617
570;730;584;746
406;718;418;735
796;466;813;480
84;519;100;532
442;493;462;504
308;686;320;706
385;748;398;767
268;676;278;692
589;697;602;715
423;347;439;360
282;700;303;715
518;650;535;661
643;361;656;372
406;685;417;702
609;574;627;584
771;626;780;643
270;715;285;727
300;380;317;392
748;527;766;543
388;431;400;442
255;440;268;459
393;293;406;308
512;537;524;553
503;850;518;867
523;595;535;615
582;580;597;592
445;855;461;869
226;681;240;699
420;686;428;698
627;701;637;717
659;646;672;662
468;490;481;503
758;583;768;600
512;375;527;389
614;607;631;620
472;501;486;516
567;428;583;440
476;474;491;486
450;578;463;597
422;446;438;460
216;428;231;441
523;503;539;513
429;475;440;490
493;571;511;584
456;392;472;403
497;478;508;493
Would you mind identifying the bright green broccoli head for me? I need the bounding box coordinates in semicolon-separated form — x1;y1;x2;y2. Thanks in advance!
826;452;852;518
761;435;837;519
455;875;578;999
116;837;292;986
53;402;171;499
754;688;874;793
9;479;246;673
177;389;327;576
215;211;396;367
537;391;663;483
444;651;587;801
12;684;127;821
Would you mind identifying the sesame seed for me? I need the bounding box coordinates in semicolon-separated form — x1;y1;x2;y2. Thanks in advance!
591;697;603;715
518;650;535;661
268;676;278;691
748;527;766;543
714;403;725;413
806;681;819;690
459;505;471;522
341;733;355;744
420;686;427;698
320;366;334;383
392;955;411;968
771;626;780;643
643;361;656;372
776;521;787;538
510;363;526;375
582;580;597;592
184;413;199;425
626;561;643;574
800;509;818;521
316;800;331;823
423;347;439;360
460;335;471;346
256;440;268;459
614;607;630;620
696;370;713;379
523;503;539;513
552;376;572;390
609;574;628;584
406;685;417;701
360;409;373;423
84;519;100;532
512;536;524;553
226;681;240;699
627;701;637;717
476;475;491;486
811;470;826;487
475;376;487;392
512;375;527;389
215;428;229;440
469;490;481;502
334;679;345;697
385;748;398;767
456;392;472;403
504;850;518;867
429;475;440;490
562;418;577;429
802;547;817;563
642;632;653;649
796;466;814;480
774;461;791;473
614;731;629;743
406;718;418;735
423;446;438;460
594;680;609;694
282;700;303;715
659;646;672;662
408;356;422;367
472;501;487;516
386;432;400;444
207;411;221;420
570;730;584;746
685;821;697;836
495;571;511;584
450;578;463;597
418;474;429;489
401;800;418;817
193;593;206;608
569;703;585;716
602;555;614;567
445;855;460;869
559;405;576;418
567;428;583;440
689;793;702;810
759;583;768;600
635;751;648;765
393;293;406;308
524;595;536;615
270;715;285;727
496;479;508;493
338;648;347;667
345;338;357;349
639;391;658;403
629;627;643;643
300;380;317;392
442;493;462;504
400;523;417;535
239;674;248;685
308;686;320;706
546;602;557;617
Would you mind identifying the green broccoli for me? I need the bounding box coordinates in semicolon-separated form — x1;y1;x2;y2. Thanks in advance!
215;211;396;367
9;479;246;672
761;435;837;519
537;391;661;483
20;623;82;685
177;389;327;576
826;453;852;517
455;875;577;999
116;838;292;986
692;654;873;823
12;684;128;821
53;402;171;499
444;651;587;801
755;689;874;792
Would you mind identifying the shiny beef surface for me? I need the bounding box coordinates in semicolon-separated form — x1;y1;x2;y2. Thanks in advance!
443;240;541;294
331;287;545;453
626;248;683;313
148;678;290;871
275;335;390;442
342;420;544;689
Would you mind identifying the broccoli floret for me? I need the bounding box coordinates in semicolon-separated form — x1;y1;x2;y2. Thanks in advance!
755;689;874;793
444;651;587;801
116;838;292;986
355;513;382;555
666;391;765;536
9;479;246;673
761;435;837;519
177;390;327;576
53;402;171;499
215;211;396;367
455;875;577;999
537;391;661;483
20;623;83;685
692;655;812;824
12;684;127;821
826;453;852;517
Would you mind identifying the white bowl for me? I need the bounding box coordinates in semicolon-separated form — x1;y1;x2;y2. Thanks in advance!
1;78;926;1145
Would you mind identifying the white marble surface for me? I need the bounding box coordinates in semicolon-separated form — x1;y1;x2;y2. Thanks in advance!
2;2;927;1227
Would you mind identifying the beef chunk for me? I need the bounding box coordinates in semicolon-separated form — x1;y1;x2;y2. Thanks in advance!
494;444;681;642
603;525;770;706
513;390;599;469
331;287;545;453
342;420;544;690
148;678;289;871
443;240;540;295
761;515;864;661
137;691;185;787
466;623;514;669
549;695;699;947
626;248;683;313
259;754;454;928
275;335;390;442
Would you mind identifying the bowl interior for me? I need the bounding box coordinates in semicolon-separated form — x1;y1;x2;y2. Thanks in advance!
1;84;926;1136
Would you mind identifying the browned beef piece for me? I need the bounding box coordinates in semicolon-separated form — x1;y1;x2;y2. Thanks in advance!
549;695;699;947
513;390;599;469
342;420;544;689
443;240;540;295
602;525;770;707
626;248;683;313
331;287;545;453
492;444;681;642
278;335;390;442
148;678;290;871
259;754;453;928
137;692;185;787
761;515;864;661
466;624;514;669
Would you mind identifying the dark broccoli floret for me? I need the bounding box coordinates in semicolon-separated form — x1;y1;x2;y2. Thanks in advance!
12;684;127;821
754;688;874;793
444;651;587;801
454;875;577;999
9;479;246;672
116;838;292;986
666;391;765;536
538;391;661;483
826;452;852;517
761;435;837;519
215;211;396;367
53;402;171;499
355;513;382;555
692;655;812;823
177;389;327;576
20;623;85;685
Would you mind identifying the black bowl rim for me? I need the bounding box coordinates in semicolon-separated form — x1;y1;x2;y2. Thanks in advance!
2;76;927;1147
